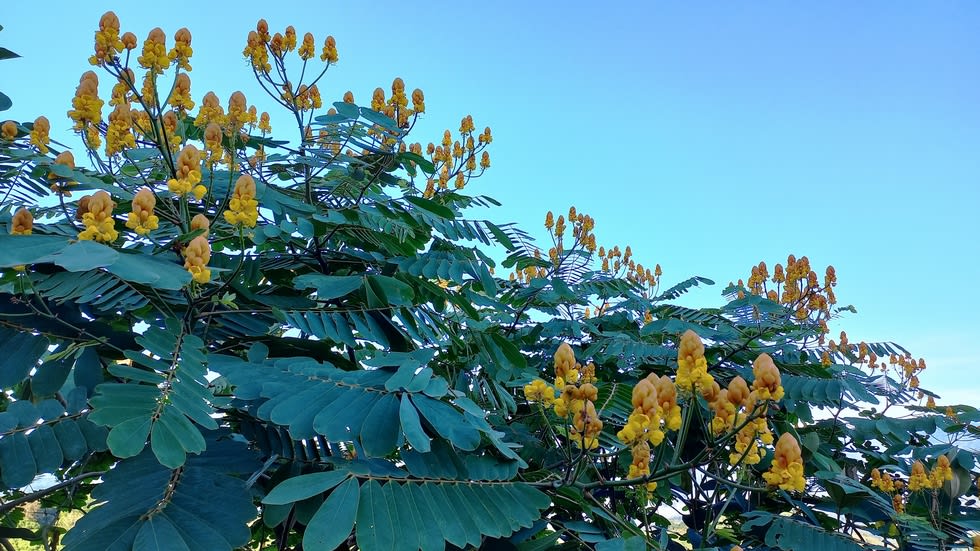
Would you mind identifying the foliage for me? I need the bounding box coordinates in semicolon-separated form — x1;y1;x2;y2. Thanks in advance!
1;12;979;551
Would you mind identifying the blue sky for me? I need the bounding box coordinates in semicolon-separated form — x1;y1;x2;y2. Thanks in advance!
3;2;978;402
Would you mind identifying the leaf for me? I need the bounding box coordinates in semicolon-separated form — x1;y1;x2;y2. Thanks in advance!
42;240;119;271
0;47;20;60
360;393;401;457
356;479;395;551
105;416;152;458
263;471;349;505
367;275;415;307
0;433;36;488
134;516;191;551
0;328;49;388
405;196;455;219
303;477;360;550
293;274;363;300
0;91;11;112
105;250;191;290
399;394;431;452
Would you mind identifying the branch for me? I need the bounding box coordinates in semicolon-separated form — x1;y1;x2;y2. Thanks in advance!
0;472;104;515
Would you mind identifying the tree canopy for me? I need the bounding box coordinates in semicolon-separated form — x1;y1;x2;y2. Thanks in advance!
1;13;978;551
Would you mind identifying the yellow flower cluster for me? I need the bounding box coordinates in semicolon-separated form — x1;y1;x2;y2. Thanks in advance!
11;208;33;235
110;69;135;107
422;112;490;198
1;120;16;140
227;91;257;132
896;456;953;493
598;243;661;299
203;122;223;167
49;151;77;196
68;71;104;147
676;330;714;394
244;20;336;72
196;92;226;129
89;11;124;66
258;112;272;134
190;213;210;237
523;343;602;449
30;116;50;154
523;379;555;406
751;353;785;401
742;255;836;326
617;376;665;447
105;103;136;156
762;433;805;492
627;441;658;492
167;145;206;199
169;27;193;71
9;208;33;272
124;187;159;235
183;235;211;284
169;73;195;113
293;84;322;112
223;174;259;227
78;190;118;243
138;27;170;74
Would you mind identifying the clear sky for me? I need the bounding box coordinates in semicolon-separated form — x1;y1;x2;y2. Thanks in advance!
3;1;978;403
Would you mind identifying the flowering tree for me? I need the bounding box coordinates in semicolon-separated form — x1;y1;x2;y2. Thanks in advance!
1;12;979;551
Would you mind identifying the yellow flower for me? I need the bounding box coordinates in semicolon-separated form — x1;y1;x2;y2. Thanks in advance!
651;375;682;431
190;213;210;237
167;145;205;199
243;30;271;73
762;433;805;491
29;116;50;154
89;11;125;66
196;92;226;129
203;122;224;167
320;35;338;63
569;400;603;450
460;115;475;134
283;26;297;52
298;32;316;60
138;27;169;74
168;27;193;71
105;103;136;156
480;151;491;169
412;88;425;114
125;187;159;235
751;353;785;401
223;174;259;227
49;151;77;196
11;208;33;235
1;120;16;140
68;71;104;147
183;235;211;284
121;32;137;51
523;379;555;406
169;73;195;113
676;330;714;393
9;208;33;271
908;460;930;492
77;190;118;243
929;455;953;489
258;111;272;134
227;91;255;131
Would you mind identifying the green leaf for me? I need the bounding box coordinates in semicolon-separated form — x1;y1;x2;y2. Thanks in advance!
0;433;36;488
0;91;11;112
0;329;49;388
356;479;395;551
405;196;455;219
134;516;191;551
360;393;401;457
399;394;431;453
263;471;350;505
0;235;71;267
303;477;359;550
105;416;152;458
367;275;415;307
293;274;363;300
0;47;20;60
44;240;119;271
105;250;191;290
